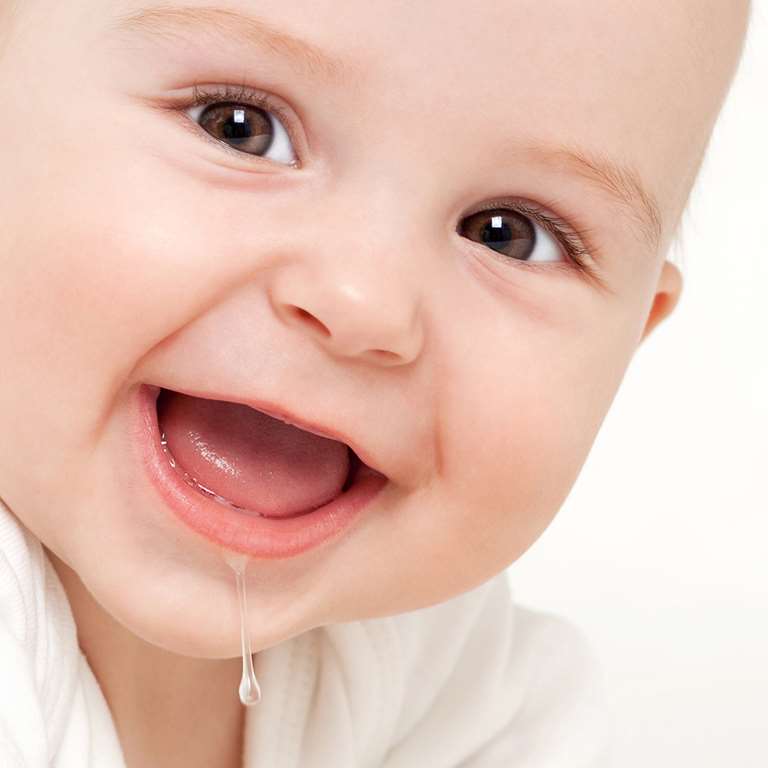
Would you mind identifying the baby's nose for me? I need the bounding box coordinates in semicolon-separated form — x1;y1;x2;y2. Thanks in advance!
267;256;425;366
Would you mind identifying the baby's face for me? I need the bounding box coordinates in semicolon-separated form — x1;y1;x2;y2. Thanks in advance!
0;0;747;657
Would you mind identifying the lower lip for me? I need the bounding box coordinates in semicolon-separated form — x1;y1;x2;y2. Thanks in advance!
130;383;389;559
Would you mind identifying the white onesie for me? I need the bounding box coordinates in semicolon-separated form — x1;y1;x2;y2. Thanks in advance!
0;497;612;767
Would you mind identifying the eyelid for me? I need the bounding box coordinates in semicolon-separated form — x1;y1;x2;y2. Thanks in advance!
468;198;587;263
169;81;305;168
468;198;611;291
160;82;612;293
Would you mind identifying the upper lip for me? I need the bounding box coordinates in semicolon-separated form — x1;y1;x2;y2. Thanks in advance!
152;384;388;480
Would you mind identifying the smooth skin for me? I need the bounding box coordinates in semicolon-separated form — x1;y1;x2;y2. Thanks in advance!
0;1;750;766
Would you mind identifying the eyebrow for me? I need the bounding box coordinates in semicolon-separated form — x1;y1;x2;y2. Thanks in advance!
506;141;664;255
111;4;665;255
110;4;358;86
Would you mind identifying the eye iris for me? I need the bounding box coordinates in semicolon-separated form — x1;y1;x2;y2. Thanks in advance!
199;102;273;155
461;209;536;261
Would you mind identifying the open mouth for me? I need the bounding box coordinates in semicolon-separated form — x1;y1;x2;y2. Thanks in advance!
155;387;364;520
135;384;389;558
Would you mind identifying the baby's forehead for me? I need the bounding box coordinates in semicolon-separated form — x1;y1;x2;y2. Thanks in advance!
387;0;747;227
101;1;744;243
11;0;751;247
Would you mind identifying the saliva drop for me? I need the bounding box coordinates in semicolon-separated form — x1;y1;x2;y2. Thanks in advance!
223;550;262;706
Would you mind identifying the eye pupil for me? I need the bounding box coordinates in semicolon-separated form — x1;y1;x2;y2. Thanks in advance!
200;102;273;153
223;108;248;139
483;215;512;247
460;209;536;261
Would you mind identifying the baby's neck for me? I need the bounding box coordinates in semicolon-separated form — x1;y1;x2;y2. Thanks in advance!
46;547;246;768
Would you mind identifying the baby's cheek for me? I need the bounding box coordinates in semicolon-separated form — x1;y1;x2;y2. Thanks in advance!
4;199;145;415
0;134;211;499
438;327;630;568
445;405;571;563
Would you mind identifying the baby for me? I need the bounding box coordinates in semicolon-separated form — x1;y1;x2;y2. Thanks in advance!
0;1;752;766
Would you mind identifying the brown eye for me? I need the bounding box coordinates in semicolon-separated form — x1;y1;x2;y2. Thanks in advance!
458;208;539;261
199;101;272;153
458;207;566;266
190;100;297;165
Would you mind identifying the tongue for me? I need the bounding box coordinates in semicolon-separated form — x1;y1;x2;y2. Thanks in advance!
156;390;350;518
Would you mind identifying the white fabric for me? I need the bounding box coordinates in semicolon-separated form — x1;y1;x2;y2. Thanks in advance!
0;496;612;766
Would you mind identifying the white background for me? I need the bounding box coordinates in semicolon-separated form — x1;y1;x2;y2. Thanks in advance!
506;3;767;765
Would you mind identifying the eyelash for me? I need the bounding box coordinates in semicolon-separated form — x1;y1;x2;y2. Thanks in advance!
186;82;300;165
179;81;600;280
465;199;596;277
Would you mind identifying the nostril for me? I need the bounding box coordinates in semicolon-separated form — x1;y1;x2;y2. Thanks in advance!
287;309;400;363
369;349;400;362
290;306;330;337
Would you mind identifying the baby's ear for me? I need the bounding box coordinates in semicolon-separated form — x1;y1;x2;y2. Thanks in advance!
638;260;683;346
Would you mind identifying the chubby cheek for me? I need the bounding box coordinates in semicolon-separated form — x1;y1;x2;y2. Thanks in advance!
0;136;251;520
433;291;636;577
2;200;133;467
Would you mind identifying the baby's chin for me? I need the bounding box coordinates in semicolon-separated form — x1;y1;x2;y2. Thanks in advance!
58;542;325;660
